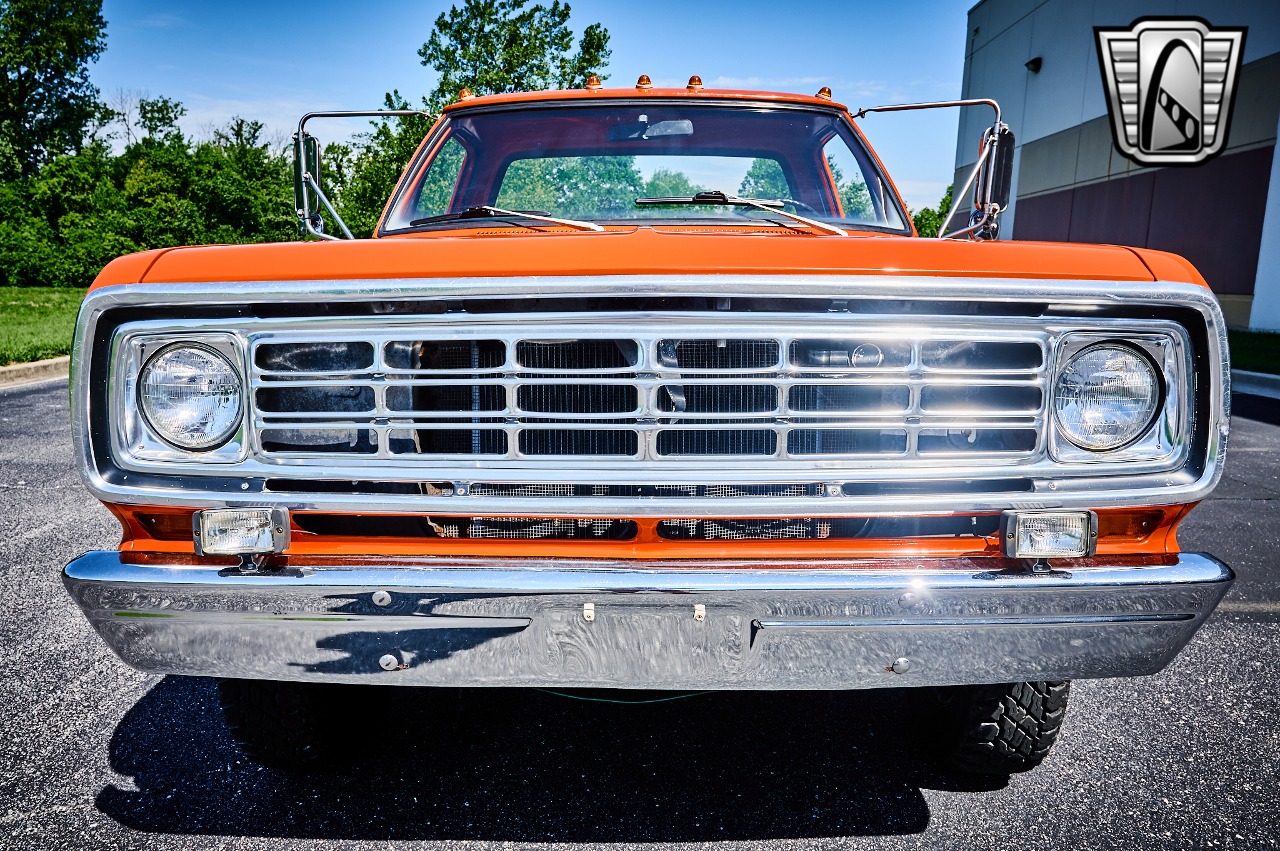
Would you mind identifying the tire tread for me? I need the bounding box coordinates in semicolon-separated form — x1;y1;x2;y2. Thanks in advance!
950;680;1070;774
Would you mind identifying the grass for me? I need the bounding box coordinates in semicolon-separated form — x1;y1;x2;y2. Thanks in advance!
0;287;87;366
1228;329;1280;376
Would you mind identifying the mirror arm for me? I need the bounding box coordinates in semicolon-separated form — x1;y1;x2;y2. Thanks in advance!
939;134;992;238
302;172;351;240
854;97;1000;128
854;99;1009;241
293;110;431;240
307;172;354;239
301;216;338;241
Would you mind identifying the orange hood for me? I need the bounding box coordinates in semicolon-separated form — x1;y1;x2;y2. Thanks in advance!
90;229;1205;290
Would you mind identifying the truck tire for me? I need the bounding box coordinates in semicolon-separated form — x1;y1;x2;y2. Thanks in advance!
216;678;364;771
939;680;1071;775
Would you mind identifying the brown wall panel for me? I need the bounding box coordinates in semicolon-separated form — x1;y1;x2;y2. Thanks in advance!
1013;191;1073;241
1012;145;1275;297
1067;171;1154;247
1145;146;1273;295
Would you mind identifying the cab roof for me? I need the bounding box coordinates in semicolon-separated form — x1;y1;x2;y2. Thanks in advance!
440;85;850;113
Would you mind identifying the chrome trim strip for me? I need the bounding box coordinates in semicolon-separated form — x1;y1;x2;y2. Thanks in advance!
63;550;1233;689
71;276;1229;516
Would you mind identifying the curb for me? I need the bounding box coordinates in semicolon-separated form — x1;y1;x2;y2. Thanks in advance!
0;356;70;389
1232;369;1280;401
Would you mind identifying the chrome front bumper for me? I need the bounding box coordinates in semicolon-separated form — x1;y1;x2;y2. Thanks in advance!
63;552;1233;690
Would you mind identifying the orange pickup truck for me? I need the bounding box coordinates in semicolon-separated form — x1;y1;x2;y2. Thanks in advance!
63;79;1233;775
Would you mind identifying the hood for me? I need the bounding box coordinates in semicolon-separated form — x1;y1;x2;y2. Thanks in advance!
90;229;1203;290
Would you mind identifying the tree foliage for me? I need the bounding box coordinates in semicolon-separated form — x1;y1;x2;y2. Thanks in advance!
911;184;954;237
0;116;295;287
331;0;611;237
738;159;789;200
418;0;610;111
329;90;436;238
0;0;107;178
0;0;300;288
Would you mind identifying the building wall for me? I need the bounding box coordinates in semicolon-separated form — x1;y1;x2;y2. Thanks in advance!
955;0;1280;328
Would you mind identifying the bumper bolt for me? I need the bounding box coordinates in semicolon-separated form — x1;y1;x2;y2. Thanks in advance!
371;590;392;607
378;653;402;671
890;657;912;674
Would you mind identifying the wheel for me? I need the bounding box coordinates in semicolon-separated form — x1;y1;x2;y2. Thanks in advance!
216;678;368;771
936;680;1071;775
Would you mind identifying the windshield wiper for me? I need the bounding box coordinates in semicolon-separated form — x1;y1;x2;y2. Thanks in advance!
635;190;848;236
409;205;603;232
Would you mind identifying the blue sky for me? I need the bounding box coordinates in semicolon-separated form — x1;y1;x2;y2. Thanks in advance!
91;0;971;212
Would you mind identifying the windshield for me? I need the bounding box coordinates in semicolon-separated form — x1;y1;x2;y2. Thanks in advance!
382;102;909;234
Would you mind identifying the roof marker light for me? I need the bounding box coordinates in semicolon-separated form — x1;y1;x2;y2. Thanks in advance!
816;86;833;100
585;75;602;90
457;88;473;101
636;74;653;90
687;75;703;92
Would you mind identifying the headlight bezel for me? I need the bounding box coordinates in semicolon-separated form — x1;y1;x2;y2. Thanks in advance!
1053;340;1163;451
1048;331;1189;464
114;332;248;464
138;341;244;451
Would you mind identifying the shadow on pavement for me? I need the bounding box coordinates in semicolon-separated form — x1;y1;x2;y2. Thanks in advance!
96;675;1003;842
1233;392;1280;426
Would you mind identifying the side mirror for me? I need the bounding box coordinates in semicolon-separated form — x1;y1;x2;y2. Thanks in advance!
974;125;1015;213
293;133;323;226
987;126;1015;211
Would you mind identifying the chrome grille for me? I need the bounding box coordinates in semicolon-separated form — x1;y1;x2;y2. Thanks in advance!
248;320;1049;467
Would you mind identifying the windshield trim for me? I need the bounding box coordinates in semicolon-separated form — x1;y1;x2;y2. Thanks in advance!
377;98;913;238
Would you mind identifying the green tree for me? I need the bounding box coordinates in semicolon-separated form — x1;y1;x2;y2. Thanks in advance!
495;156;642;218
0;0;107;177
912;184;954;237
738;158;789;200
331;0;612;238
137;95;186;139
418;0;611;111
330;91;435;238
825;155;872;220
0;109;296;288
642;168;702;198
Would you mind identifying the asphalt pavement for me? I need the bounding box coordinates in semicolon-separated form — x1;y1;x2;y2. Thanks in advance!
2;378;1279;850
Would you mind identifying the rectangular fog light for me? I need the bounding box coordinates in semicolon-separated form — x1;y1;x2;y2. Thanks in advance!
194;508;289;556
1000;510;1097;559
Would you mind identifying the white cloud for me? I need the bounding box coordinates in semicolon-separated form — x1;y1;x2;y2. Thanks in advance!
136;13;185;29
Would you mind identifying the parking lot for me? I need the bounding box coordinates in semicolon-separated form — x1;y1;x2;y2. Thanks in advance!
2;378;1278;850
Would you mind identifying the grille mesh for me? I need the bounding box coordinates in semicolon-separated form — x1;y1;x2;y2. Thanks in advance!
658;519;832;540
249;323;1047;465
441;517;636;539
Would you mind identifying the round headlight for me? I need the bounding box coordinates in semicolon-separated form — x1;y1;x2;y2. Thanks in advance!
139;344;242;450
1054;343;1160;451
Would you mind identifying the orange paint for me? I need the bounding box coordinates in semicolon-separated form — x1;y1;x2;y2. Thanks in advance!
88;228;1161;291
111;505;1190;562
1126;246;1211;287
440;86;849;112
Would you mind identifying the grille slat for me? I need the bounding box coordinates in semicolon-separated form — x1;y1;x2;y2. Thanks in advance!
248;323;1049;464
